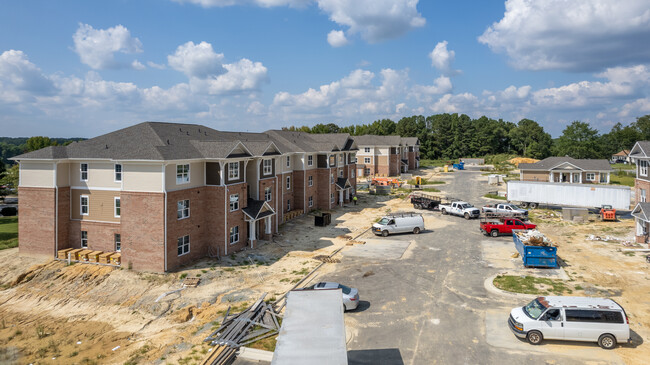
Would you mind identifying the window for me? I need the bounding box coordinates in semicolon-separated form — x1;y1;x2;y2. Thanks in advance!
228;162;239;180
115;234;121;252
351;169;355;179
230;194;239;211
81;231;88;248
80;195;89;216
308;196;313;207
114;197;121;217
565;309;623;323
286;176;291;190
641;160;648;176
229;226;239;244
177;235;190;256
338;154;343;165
308;175;313;187
331;193;334;204
642;189;647;203
80;163;88;181
364;168;370;175
339;169;343;177
600;173;607;183
586;173;595;181
263;159;272;175
331;174;334;184
307;155;313;166
364;147;371;153
364;157;371;164
286;156;291;168
176;164;190;184
351;187;355;195
287;199;291;212
265;187;272;201
177;200;190;219
114;164;122;182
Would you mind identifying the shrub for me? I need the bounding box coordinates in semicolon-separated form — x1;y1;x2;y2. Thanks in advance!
0;207;17;216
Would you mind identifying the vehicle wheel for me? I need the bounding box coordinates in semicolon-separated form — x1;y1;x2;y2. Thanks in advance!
526;330;543;345
413;227;421;234
491;230;499;237
598;334;617;349
464;212;470;220
381;230;389;237
529;202;538;209
520;202;529;209
441;208;447;215
414;204;422;209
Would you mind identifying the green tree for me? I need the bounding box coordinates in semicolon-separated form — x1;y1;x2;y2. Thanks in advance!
310;123;340;134
634;114;650;140
509;119;552;159
0;164;19;189
553;121;601;159
600;122;640;157
25;136;57;152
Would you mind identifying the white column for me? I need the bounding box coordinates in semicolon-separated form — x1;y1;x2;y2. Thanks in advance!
339;190;343;206
570;172;573;183
265;216;272;234
606;172;610;184
249;220;256;248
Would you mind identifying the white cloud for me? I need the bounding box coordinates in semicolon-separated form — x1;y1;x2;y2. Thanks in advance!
147;61;167;70
131;60;146;70
201;58;268;94
412;76;452;97
168;41;225;78
619;98;650;117
327;30;349;47
73;24;143;70
429;41;460;76
0;50;56;97
430;93;479;114
479;0;650;71
317;0;425;43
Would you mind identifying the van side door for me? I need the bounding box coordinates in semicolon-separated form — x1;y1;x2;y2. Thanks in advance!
538;308;565;340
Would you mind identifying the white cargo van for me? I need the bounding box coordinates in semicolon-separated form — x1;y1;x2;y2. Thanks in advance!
372;213;424;237
508;296;630;349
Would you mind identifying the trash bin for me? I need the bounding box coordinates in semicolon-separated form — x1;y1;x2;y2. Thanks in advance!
323;213;331;225
315;213;332;227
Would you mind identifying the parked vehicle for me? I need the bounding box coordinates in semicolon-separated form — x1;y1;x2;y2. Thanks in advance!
480;217;536;237
439;201;480;219
372;212;424;237
506;181;631;210
512;230;557;268
302;282;359;311
600;205;616;221
508;296;630;349
410;192;441;210
482;203;528;218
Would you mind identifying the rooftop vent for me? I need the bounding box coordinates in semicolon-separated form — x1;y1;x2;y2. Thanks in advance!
105;144;108;149
167;139;170;145
186;131;189;136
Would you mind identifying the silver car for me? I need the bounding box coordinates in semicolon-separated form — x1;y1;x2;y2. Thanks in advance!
303;282;359;310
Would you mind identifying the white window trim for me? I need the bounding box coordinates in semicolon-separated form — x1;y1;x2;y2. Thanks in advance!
176;164;190;185
308;196;313;207
115;233;121;252
286;176;291;190
586;173;596;181
114;197;121;218
364;157;371;164
229;226;240;245
287;199;291;212
307;155;313;166
308;175;313;187
641;189;647;203
330;193;335;203
263;159;272;175
80;195;89;216
265;187;272;202
177;235;190;256
114;163;122;182
230;194;240;212
364;147;371;153
177;199;190;220
286;156;291;168
81;231;88;248
80;163;88;182
641;160;648;177
351;170;355;179
229;162;240;180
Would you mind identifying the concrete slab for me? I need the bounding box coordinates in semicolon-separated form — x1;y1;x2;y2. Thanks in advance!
481;239;569;280
342;239;412;260
485;308;623;364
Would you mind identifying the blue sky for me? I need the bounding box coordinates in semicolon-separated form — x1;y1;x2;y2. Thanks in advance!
1;0;650;138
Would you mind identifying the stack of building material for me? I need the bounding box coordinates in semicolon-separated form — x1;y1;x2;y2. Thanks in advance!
201;293;282;365
515;230;553;247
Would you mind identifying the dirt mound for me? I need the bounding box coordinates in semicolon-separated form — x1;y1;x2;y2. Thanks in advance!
508;157;539;166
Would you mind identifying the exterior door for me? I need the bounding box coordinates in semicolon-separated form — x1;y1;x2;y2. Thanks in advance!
538;309;564;339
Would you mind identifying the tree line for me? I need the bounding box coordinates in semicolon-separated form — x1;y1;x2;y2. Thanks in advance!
284;114;650;160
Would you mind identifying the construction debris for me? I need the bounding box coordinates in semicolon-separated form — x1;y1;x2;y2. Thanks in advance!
201;293;282;365
312;255;341;263
515;230;553;247
183;277;201;287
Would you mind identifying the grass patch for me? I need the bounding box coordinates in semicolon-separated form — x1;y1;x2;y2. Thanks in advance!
483;193;506;200
421;188;440;193
611;163;635;170
0;216;18;250
610;173;635;187
493;275;569;295
249;335;278;352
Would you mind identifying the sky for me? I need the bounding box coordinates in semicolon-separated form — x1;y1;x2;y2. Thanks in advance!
1;0;650;138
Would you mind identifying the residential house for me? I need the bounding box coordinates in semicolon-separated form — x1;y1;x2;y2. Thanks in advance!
611;150;630;164
629;141;650;244
518;157;612;184
12;122;357;272
354;136;419;178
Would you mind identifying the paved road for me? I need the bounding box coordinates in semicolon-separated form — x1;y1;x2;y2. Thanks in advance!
319;169;613;365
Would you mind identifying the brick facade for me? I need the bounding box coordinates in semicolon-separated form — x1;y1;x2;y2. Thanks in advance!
68;220;121;252
635;179;650;205
389;154;400;176
18;187;56;257
121;191;165;272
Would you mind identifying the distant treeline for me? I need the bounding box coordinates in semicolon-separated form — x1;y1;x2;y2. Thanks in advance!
0;136;85;171
284;114;650;161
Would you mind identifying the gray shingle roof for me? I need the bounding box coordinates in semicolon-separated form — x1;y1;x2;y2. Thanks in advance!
353;135;402;146
518;157;612;171
630;141;650;158
400;137;419;146
632;202;650;222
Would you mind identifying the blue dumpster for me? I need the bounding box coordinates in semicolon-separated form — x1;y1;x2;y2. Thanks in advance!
512;232;557;268
452;162;465;170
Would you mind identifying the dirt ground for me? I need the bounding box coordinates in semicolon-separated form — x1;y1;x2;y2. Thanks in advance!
0;175;447;365
532;212;650;364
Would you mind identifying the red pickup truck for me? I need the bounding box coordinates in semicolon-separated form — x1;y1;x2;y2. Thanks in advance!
480;218;536;237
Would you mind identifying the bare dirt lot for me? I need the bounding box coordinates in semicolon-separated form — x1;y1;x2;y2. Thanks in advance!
0;187;441;365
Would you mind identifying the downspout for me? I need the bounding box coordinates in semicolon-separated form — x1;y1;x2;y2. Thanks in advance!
54;161;58;257
224;162;228;256
163;163;168;272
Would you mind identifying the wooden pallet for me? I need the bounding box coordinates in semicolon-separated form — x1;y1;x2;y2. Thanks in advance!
183;277;201;287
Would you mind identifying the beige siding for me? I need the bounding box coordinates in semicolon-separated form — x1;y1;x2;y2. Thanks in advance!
69;162;122;189
71;189;121;223
304;154;317;171
124;163;163;192
57;163;70;187
378;147;389;156
20;162;55;188
165;161;204;191
521;171;549;182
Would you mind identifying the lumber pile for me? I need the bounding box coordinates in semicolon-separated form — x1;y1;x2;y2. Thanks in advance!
201;293;282;365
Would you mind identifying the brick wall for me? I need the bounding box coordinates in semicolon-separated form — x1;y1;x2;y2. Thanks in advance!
167;187;207;270
407;151;416;170
315;168;334;210
635;179;650;205
18;187;56;257
304;171;318;212
279;173;295;216
121;191;165;272
57;187;70;250
389;154;400;176
225;183;248;255
293;170;305;211
203;186;227;258
68;220;121;252
259;178;277;239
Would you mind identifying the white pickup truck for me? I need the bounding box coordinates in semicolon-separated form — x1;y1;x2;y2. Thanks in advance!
481;203;528;218
439;201;481;219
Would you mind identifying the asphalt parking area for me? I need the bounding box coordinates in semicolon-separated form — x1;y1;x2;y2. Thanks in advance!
342;238;413;260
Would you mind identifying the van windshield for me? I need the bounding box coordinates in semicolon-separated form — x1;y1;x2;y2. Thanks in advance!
378;218;390;225
523;299;548;320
